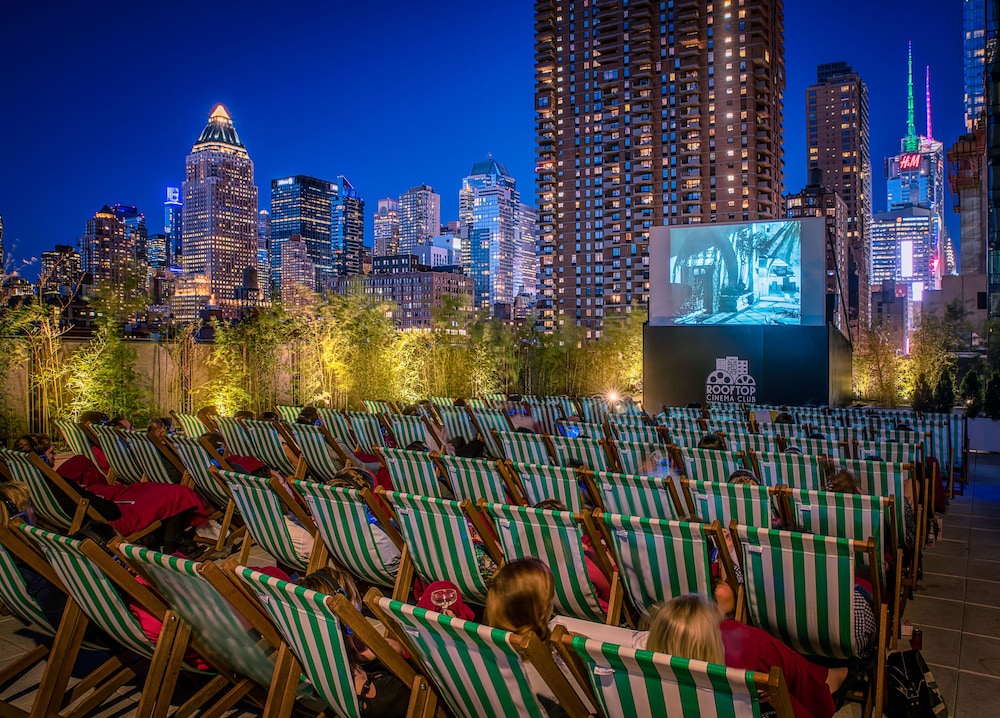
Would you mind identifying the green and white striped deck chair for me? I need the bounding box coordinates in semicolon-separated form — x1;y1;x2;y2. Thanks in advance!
807;417;846;434
550;396;577;420
275;405;303;424
54;419;104;471
666;406;703;419
611;424;664;445
347;411;387;453
910;419;951;473
685;480;776;529
387;414;434;449
665;427;711;449
371;596;591;718
611;439;668;476
437;455;518;504
841;459;908;550
509;461;590;513
427;395;453;408
483;502;617;623
735;526;877;662
240;419;298;475
468;408;514;458
704;419;751;435
555;420;605;439
709;408;748;422
119;429;180;484
495;430;556;465
599;514;713;617
551;435;612;472
317;408;359;450
855;439;920;465
677;447;747;483
437;406;478;446
812;426;866;447
235;566;432;718
784;436;846;460
295;480;402;591
171;435;232;509
286;423;347;483
363;399;397;414
591;471;683;521
463;397;489;410
559;633;795;718
794;410;830;426
658;416;705;433
609;415;650;431
170;411;208;438
578;397;609;423
753;451;826;491
725;433;776;455
384;491;497;604
0;448;81;531
90;425;145;483
483;392;507;403
530;403;564;436
213;416;259;459
377;448;444;497
218;468;314;573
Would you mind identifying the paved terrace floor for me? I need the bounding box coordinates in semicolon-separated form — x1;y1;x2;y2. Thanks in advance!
2;454;998;717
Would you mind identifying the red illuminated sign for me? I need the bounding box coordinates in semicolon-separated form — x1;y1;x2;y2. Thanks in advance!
898;153;922;170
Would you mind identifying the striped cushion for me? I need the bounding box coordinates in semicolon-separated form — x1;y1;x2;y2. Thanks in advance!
438;455;510;504
509;462;587;513
688;480;774;528
286;424;344;483
219;469;309;571
592;471;681;521
380;448;443;497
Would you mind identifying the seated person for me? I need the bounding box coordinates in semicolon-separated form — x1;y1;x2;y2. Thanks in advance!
324;468;401;576
533;499;611;611
648;594;843;718
697;433;728;451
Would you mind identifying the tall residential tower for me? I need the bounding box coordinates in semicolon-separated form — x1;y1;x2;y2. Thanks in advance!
399;184;441;255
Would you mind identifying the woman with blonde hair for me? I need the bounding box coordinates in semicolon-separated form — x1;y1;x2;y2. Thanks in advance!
647;593;725;663
485;557;555;641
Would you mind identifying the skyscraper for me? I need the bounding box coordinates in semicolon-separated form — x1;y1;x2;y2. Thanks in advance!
374;198;401;257
40;245;82;297
331;176;365;276
269;175;335;290
535;0;785;336
0;214;5;273
516;203;539;301
279;234;316;309
181;105;259;309
806;61;872;337
966;0;987;131
398;184;441;255
257;209;271;299
871;206;935;301
81;205;131;287
164;186;182;267
460;157;521;311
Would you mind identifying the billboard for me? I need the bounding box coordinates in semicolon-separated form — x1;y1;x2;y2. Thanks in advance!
649;218;827;327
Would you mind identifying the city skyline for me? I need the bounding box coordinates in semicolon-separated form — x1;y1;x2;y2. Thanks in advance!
0;0;968;272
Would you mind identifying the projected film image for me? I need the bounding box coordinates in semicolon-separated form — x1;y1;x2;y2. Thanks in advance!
668;220;802;325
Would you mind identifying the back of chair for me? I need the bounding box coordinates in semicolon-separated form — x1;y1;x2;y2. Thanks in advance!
686;480;775;528
437;407;478;447
496;431;555;466
677;447;746;483
784;436;846;460
90;425;145;483
286;423;345;483
600;514;712;617
213;416;259;459
550;435;612;472
754;451;825;491
363;399;396;415
437;455;511;504
295;480;399;589
509;461;588;513
120;429;176;484
530;404;564;436
485;503;607;622
855;439;920;465
563;633;785;718
274;405;303;424
611;425;663;445
171;411;209;438
241;419;298;475
374;597;553;718
0;529;58;634
54;419;103;469
841;458;907;547
0;448;75;529
611;439;668;476
725;433;777;455
388;414;433;449
316;409;359;450
171;436;231;508
347;412;386;453
468;408;514;458
592;471;682;521
379;447;443;497
577;397;609;424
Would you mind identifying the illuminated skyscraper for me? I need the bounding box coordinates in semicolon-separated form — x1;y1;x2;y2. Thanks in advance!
871;206;934;301
399;185;441;255
535;0;785;335
806;61;871;336
164;187;182;267
81;205;134;288
181;105;259;308
270;175;335;289
374;198;401;256
966;0;987;131
257;209;271;299
280;234;315;309
516;203;539;301
331;176;365;276
460;157;521;310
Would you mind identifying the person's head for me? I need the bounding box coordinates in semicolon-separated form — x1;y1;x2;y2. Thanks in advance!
298;566;364;661
784;446;803;456
827;468;861;494
647;594;725;663
485;558;555;641
405;441;430;452
327;467;375;490
111;416;132;430
14;434;55;466
79;411;109;426
711;576;737;619
296;406;320;425
698;433;728;451
260;411;280;422
202;432;225;454
895;422;913;432
234;410;255;421
534;499;569;512
727;469;760;486
0;481;32;527
774;412;795;425
808;431;826;440
158;417;176;434
148;418;166;436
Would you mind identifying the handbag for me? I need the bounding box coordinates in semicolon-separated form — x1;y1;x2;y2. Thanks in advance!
885;649;948;717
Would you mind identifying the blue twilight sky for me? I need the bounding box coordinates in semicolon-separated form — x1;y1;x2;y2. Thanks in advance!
0;0;967;275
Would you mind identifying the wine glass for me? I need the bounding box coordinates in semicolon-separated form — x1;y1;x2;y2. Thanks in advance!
430;587;458;614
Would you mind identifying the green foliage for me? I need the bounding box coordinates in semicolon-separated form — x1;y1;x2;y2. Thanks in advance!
853;324;902;407
984;371;1000;421
910;373;934;413
959;368;983;418
932;368;955;414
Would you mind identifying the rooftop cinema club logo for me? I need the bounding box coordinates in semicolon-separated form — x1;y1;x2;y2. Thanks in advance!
705;356;757;404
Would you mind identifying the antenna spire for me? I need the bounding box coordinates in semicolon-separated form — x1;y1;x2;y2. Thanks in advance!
904;42;918;151
925;65;933;140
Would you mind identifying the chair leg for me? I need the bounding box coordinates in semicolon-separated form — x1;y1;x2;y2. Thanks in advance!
261;643;300;718
29;601;88;718
136;611;190;718
406;675;437;718
871;603;889;718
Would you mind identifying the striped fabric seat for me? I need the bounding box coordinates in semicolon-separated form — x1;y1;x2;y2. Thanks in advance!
374;597;589;718
577;397;609;423
855;440;920;465
725;433;777;455
687;480;775;529
563;633;792;718
783;436;846;459
496;430;555;466
213;416;259;459
509;462;589;513
592;471;683;521
363;399;397;414
753;451;826;491
656;416;703;432
170;411;208;438
555;420;605;439
530;404;564;436
551;435;612;472
378;448;443;497
609;413;650;429
0;530;62;636
386;491;495;603
677;447;747;483
388;414;434;449
437;406;479;446
484;503;610;622
171;436;232;508
841;459;908;548
811;426;866;447
910;419;951;474
663;427;710;449
612;439;669;476
601;513;712;617
90;425;146;483
286;423;346;483
703;419;751;435
664;406;704;419
120;429;178;483
275;405;303;424
241;419;298;475
611;424;664;445
437;455;513;504
428;395;453;407
295;480;400;589
316;409;359;450
54;419;104;470
468;408;514;458
347;412;386;452
736;526;862;660
463;397;488;410
0;448;76;529
218;469;311;572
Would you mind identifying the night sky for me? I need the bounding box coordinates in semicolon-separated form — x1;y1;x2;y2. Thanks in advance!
0;0;967;275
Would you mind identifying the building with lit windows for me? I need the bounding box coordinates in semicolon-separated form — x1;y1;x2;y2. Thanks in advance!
269;175;335;290
966;0;987;131
164;187;182;267
459;157;521;311
331;176;365;276
81;205;140;292
534;0;785;335
517;203;539;305
871;206;934;303
257;209;271;299
279;235;315;309
181;105;259;310
399;184;441;255
806;61;871;338
374;198;401;257
40;245;82;297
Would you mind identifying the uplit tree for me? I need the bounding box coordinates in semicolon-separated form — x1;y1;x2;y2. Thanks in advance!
854;324;902;407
